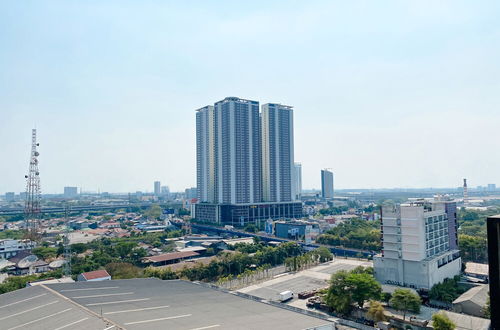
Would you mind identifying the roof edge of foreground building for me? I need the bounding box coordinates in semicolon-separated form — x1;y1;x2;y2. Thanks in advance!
0;277;337;330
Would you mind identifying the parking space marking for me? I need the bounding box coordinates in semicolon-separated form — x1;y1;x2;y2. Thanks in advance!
0;300;59;320
103;326;115;330
53;317;89;330
7;308;72;330
124;314;192;325
60;286;119;292
86;298;150;306
189;325;221;330
104;305;170;315
72;292;134;299
0;293;47;309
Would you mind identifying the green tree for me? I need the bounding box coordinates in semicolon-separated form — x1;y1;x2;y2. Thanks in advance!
432;312;455;330
105;262;144;279
367;300;386;323
345;272;381;308
31;247;58;260
325;268;381;314
429;276;466;303
325;270;353;315
390;289;421;320
311;246;333;263
243;223;258;233
145;204;162;220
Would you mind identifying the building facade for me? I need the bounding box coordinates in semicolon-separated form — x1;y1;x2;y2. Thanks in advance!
321;169;334;199
261;103;294;203
154;181;161;196
63;186;78;198
5;192;15;202
0;239;37;259
293;163;302;200
374;199;461;289
192;202;302;226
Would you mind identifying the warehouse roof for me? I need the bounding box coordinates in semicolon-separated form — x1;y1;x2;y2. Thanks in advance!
0;278;333;330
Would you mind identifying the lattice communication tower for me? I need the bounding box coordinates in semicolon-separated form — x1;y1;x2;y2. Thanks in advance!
24;129;41;236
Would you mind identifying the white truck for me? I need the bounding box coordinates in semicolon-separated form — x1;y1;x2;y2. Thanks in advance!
278;290;293;302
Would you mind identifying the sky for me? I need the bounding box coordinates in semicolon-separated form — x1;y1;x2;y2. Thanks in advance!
1;0;499;194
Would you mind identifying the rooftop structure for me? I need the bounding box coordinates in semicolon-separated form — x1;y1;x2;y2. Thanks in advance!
0;278;333;330
142;251;200;266
77;269;111;281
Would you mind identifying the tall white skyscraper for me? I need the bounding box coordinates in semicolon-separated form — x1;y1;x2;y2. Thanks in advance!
293;163;302;200
261;103;294;202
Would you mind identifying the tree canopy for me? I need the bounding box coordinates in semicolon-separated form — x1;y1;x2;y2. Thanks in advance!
432;312;456;330
389;288;421;320
325;267;381;315
367;300;386;323
316;219;381;251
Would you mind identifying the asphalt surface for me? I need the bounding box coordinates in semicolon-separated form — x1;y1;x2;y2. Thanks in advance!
244;275;328;301
0;278;333;330
0;285;110;330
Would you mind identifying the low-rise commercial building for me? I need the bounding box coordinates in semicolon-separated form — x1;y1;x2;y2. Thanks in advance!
275;220;320;243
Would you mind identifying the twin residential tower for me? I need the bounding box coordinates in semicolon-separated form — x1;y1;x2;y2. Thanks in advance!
194;97;302;225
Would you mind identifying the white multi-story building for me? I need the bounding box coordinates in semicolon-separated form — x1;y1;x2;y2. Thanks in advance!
0;239;37;259
374;199;461;289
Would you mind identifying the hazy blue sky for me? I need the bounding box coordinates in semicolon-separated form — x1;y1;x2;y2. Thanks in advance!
1;1;499;194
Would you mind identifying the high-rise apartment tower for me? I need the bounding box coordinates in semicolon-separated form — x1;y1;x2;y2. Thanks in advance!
261;103;294;202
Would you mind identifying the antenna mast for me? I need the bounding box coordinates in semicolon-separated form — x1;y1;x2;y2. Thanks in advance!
24;129;41;238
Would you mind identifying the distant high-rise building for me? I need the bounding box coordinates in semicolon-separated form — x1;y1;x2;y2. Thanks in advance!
293;163;302;200
196;105;215;203
197;97;262;204
488;183;497;192
63;187;78;198
261;103;294;202
161;186;170;196
374;199;461;289
321;169;334;199
185;187;198;200
154;181;161;196
5;192;15;202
